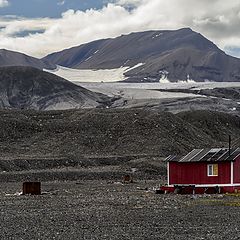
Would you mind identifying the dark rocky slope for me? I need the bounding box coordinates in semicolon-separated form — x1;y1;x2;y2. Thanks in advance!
0;66;111;110
0;49;56;70
0;109;239;168
43;28;240;82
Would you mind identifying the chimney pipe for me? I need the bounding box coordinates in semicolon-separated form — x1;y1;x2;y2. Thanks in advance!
229;135;231;156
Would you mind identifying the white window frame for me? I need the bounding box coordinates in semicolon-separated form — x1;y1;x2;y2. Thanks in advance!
207;164;218;176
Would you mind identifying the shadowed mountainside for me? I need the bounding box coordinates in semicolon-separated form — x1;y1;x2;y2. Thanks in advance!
0;66;111;110
0;49;56;70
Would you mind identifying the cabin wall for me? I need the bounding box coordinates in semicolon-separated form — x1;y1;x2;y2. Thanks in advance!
169;162;231;185
233;156;240;183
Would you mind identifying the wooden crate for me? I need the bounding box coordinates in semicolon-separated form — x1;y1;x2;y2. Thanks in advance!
23;182;41;195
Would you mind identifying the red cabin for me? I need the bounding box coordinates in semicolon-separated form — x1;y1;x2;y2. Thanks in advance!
162;148;240;194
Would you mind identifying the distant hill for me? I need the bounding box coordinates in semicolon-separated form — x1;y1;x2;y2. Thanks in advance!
0;49;56;70
0;66;111;110
43;28;240;82
0;109;239;164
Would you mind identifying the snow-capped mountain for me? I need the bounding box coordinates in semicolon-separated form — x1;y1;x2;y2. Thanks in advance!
43;28;240;82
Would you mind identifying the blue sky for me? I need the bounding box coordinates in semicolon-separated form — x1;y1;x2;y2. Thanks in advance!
0;0;108;18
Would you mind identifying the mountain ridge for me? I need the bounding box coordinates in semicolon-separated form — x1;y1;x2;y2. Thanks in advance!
0;49;56;70
43;28;240;82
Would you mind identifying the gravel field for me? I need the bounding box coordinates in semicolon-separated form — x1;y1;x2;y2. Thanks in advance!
1;180;240;240
0;109;239;239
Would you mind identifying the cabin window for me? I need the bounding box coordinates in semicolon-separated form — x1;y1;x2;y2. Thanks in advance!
208;164;218;176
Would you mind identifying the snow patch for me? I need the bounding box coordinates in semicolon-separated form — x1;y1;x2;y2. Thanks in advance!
178;79;196;83
126;63;144;71
73;82;240;104
152;33;163;39
123;59;130;66
83;50;99;62
159;70;169;83
45;65;129;82
45;63;145;83
177;74;196;83
84;56;93;62
77;82;204;100
159;76;170;83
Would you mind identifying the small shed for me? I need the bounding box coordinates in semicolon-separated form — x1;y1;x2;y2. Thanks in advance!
163;148;240;193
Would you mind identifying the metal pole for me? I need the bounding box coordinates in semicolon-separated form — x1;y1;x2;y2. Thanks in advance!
229;135;231;156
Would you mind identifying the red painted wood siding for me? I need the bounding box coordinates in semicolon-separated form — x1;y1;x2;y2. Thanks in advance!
233;156;240;183
169;162;231;185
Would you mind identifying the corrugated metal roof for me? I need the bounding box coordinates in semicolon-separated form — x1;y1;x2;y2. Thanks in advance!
165;148;240;162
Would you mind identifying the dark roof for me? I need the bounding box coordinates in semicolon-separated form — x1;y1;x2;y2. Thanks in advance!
166;148;240;163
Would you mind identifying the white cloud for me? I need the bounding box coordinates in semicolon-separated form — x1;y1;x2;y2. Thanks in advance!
0;0;240;57
115;0;142;6
57;0;65;6
0;0;8;7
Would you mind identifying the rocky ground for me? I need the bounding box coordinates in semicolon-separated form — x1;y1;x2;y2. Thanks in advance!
0;108;239;180
0;108;239;239
1;180;240;239
0;108;239;160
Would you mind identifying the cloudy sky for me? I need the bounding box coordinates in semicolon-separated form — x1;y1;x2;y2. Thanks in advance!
0;0;239;58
